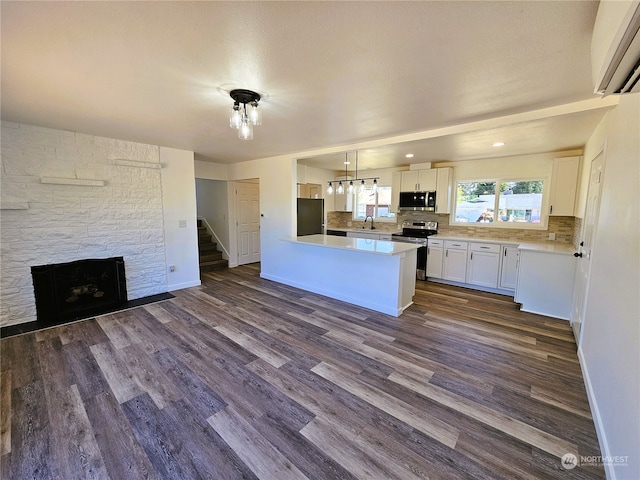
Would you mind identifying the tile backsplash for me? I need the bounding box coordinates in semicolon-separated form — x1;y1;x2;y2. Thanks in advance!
328;211;580;247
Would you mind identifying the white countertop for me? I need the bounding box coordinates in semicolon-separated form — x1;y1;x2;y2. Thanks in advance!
517;242;576;255
283;234;419;255
429;235;519;246
326;227;403;235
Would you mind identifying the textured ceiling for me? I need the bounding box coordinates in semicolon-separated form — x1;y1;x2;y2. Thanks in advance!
0;1;616;171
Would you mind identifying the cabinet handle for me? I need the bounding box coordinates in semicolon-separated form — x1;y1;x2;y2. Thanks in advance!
480;246;490;249
504;249;507;256
470;252;473;260
574;252;583;258
446;250;448;257
550;205;553;214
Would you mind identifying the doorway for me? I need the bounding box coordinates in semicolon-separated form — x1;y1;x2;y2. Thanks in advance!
235;180;261;265
571;149;605;345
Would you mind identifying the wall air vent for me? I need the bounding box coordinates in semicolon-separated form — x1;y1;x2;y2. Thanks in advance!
592;0;640;96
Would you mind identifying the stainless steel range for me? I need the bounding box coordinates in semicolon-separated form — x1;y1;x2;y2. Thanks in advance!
391;221;438;280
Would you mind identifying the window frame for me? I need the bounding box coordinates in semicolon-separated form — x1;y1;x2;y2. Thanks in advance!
351;185;397;223
451;176;550;229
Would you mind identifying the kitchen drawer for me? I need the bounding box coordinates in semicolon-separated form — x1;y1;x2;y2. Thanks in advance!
444;240;468;250
428;238;443;247
469;242;500;254
378;233;392;241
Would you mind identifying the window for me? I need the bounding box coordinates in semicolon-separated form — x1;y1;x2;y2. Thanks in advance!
353;186;396;221
454;179;545;227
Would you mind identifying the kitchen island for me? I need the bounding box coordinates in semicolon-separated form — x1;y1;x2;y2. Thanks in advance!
269;234;419;317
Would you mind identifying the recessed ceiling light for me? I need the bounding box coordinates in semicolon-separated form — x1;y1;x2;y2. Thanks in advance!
493;142;505;147
405;153;414;158
344;161;350;165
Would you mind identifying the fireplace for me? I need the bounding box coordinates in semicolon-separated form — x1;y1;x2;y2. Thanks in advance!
31;257;128;325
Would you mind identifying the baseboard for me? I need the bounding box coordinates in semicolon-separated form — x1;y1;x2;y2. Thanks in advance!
167;280;201;291
578;347;616;480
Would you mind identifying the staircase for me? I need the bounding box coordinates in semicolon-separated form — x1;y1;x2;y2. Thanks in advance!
197;219;228;272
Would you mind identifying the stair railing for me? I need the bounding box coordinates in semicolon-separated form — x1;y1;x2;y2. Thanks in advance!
197;216;230;260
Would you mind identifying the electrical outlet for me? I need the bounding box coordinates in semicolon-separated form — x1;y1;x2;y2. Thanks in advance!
169;265;176;272
548;233;556;240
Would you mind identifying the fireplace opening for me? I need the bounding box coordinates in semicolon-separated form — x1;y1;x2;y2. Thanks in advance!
31;257;128;325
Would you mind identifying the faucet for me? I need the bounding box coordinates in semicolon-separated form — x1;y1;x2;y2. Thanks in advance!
364;215;376;230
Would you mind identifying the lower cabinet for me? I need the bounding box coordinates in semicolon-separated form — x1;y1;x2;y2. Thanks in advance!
515;248;576;320
426;238;443;278
466;243;500;288
443;240;468;282
499;246;520;290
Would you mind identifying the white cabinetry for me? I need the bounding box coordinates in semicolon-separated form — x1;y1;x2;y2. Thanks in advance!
333;190;353;212
391;171;402;213
401;169;437;191
466;243;500;288
435;167;452;214
443;240;468;282
499;245;519;290
549;156;580;216
426;238;443;278
515;246;577;320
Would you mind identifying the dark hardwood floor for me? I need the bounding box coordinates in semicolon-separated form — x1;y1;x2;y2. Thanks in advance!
1;264;605;479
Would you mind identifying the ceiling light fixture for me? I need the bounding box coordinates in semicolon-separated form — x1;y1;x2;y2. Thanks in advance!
327;151;379;195
492;142;505;147
229;89;262;140
405;153;414;158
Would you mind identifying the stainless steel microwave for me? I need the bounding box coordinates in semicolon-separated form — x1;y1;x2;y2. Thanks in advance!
398;191;436;211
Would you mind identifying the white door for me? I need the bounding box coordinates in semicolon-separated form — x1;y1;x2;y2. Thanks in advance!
571;151;605;344
236;181;261;265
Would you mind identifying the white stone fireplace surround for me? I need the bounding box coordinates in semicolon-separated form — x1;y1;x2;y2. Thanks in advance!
1;122;200;327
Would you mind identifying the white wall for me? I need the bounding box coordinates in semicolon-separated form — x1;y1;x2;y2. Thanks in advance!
194;159;228;181
579;95;639;480
160;147;201;291
228;155;296;276
0;123;170;326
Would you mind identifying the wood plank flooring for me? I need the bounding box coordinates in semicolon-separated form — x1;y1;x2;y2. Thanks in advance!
1;264;605;479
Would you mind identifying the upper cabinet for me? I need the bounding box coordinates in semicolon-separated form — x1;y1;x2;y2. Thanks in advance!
400;169;437;191
391;171;402;213
435;167;452;214
332;185;353;212
549;156;580;216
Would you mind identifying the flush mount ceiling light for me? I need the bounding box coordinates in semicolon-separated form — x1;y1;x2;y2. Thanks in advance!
405;153;414;158
492;142;505;147
327;151;379;195
229;89;262;140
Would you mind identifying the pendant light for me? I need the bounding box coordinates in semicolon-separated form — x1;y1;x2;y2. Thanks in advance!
326;150;380;194
229;89;262;140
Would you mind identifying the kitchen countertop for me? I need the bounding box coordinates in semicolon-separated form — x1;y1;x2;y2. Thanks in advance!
283;234;418;255
325;227;402;235
428;235;520;246
517;242;576;255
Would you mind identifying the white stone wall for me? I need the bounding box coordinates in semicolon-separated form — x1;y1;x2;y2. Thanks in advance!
0;122;168;327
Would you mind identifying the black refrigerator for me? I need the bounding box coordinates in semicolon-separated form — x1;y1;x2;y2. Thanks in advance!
297;198;324;236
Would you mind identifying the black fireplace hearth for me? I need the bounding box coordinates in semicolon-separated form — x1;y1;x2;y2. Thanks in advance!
31;257;128;325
